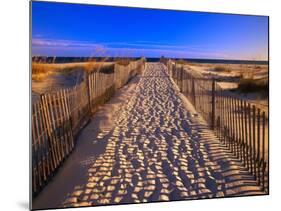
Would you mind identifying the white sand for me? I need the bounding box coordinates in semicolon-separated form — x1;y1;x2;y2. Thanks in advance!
186;63;268;80
32;63;263;210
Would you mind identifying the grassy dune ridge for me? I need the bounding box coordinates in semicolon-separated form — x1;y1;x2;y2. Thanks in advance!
31;58;142;102
171;59;268;113
32;62;115;80
32;58;134;79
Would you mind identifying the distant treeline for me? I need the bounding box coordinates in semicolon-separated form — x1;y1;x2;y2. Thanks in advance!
32;56;268;65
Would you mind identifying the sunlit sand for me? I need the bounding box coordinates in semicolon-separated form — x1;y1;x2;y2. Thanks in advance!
32;63;264;209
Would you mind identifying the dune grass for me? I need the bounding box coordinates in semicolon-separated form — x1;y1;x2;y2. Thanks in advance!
175;59;189;65
115;58;131;66
32;54;137;83
32;61;117;81
32;63;56;74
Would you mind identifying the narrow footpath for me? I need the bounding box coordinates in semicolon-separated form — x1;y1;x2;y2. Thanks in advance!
33;63;263;209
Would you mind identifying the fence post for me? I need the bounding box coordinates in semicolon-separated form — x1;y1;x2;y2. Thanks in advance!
211;78;216;130
180;66;184;92
191;78;196;108
86;72;92;114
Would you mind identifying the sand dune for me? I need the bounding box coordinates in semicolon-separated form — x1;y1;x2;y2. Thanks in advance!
32;63;263;209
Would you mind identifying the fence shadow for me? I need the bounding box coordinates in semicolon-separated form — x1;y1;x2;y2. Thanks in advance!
31;59;146;198
167;60;268;193
59;63;264;208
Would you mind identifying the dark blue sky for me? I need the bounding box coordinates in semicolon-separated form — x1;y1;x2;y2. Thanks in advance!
32;1;268;60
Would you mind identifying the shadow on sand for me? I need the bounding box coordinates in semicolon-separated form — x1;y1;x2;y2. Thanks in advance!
59;63;263;208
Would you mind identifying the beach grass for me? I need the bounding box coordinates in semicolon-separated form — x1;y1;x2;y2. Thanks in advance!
115;58;131;66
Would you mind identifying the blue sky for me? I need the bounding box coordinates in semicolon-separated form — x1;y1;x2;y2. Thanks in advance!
32;1;268;60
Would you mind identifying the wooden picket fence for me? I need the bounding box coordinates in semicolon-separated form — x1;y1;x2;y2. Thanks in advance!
167;60;269;192
31;59;145;197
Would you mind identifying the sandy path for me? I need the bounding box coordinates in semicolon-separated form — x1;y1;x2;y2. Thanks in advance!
33;63;263;210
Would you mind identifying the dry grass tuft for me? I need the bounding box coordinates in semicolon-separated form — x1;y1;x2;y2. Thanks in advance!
32;73;47;81
83;62;115;74
175;59;189;65
32;63;56;81
83;62;97;72
212;66;231;72
32;63;56;74
115;58;131;66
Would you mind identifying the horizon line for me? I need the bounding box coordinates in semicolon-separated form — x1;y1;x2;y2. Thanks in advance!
31;55;269;62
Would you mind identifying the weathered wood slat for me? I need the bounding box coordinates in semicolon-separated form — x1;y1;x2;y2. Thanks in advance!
253;105;256;179
257;108;261;185
248;103;253;173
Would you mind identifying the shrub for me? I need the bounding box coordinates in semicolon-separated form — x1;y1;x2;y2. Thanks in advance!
237;78;268;93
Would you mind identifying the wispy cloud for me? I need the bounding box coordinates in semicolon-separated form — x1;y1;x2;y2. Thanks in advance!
32;38;104;48
32;38;108;57
32;38;199;50
32;38;267;60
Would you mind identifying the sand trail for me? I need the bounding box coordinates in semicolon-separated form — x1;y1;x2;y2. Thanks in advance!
33;63;263;209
